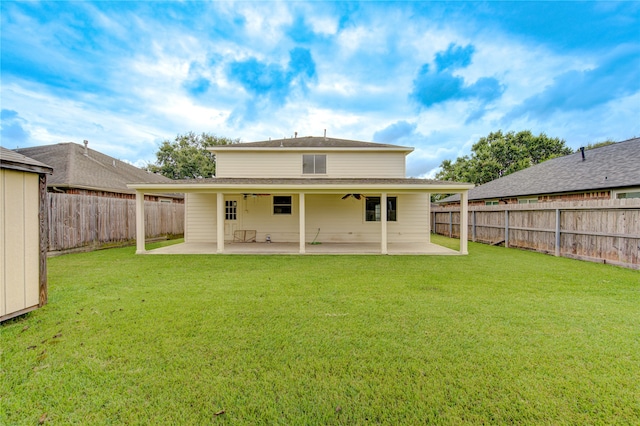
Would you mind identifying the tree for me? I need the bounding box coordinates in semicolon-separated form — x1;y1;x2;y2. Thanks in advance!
581;140;616;151
146;132;238;179
435;130;572;185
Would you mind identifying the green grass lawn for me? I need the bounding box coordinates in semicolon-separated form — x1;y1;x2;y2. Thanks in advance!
2;236;639;424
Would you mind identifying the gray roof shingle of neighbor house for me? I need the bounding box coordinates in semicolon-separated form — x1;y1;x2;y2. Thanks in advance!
442;137;640;203
14;142;176;195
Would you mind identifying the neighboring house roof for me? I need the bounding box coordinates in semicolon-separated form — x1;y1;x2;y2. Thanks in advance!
441;137;640;203
14;142;177;196
1;146;53;174
211;136;413;152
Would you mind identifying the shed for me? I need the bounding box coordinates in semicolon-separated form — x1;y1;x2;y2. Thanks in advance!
1;147;53;322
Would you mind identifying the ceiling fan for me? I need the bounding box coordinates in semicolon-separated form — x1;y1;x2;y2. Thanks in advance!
341;194;362;200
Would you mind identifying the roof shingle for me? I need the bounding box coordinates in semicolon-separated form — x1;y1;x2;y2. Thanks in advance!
213;136;412;151
441;137;640;202
14;143;174;195
1;146;53;174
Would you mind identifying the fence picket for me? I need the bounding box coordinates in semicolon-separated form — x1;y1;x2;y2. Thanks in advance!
47;193;184;252
433;199;640;269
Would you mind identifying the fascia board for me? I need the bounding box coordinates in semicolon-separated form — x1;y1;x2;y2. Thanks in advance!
209;146;414;154
128;182;474;193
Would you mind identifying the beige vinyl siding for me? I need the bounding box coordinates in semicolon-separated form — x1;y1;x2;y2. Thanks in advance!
0;171;3;318
209;193;430;243
306;194;374;242
327;153;406;178
389;193;430;243
238;194;300;242
216;151;406;178
306;194;429;243
184;193;217;243
216;152;301;178
183;192;431;244
1;170;40;319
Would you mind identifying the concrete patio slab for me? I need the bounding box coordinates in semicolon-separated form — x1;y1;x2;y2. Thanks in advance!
144;241;460;255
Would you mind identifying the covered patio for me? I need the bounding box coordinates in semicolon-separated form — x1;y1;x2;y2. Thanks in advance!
146;241;460;255
129;178;473;256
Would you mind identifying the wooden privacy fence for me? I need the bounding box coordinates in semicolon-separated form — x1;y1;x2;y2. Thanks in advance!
48;193;184;253
432;199;640;269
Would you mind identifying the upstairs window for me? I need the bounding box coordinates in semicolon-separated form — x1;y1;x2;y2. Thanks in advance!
303;154;326;174
365;197;397;222
273;196;292;215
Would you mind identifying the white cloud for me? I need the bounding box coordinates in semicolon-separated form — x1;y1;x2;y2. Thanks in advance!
1;0;637;177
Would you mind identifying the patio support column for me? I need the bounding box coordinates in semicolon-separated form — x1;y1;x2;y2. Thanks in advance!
135;191;146;254
460;191;469;255
299;193;306;253
555;208;561;257
216;192;224;254
425;192;431;242
381;192;388;254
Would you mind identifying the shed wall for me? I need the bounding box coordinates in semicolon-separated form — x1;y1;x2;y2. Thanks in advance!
1;169;40;320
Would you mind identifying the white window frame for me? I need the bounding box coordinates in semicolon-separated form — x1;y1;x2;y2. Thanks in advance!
225;200;237;220
485;200;499;206
613;188;640;199
273;195;292;215
365;196;397;222
518;197;538;204
302;154;327;175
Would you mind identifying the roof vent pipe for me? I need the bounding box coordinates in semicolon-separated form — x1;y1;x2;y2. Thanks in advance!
295;132;297;138
580;146;585;161
324;129;327;140
83;140;89;156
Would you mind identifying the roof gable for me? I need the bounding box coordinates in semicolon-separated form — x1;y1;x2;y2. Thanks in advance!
14;143;174;194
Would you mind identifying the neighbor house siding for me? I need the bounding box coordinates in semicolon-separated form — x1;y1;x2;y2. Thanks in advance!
1;170;40;319
216;151;406;179
185;193;217;243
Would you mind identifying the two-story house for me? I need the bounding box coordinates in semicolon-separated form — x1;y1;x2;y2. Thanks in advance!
129;136;473;255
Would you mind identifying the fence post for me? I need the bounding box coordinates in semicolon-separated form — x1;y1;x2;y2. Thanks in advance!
504;209;509;248
449;211;453;238
432;211;436;234
460;191;469;254
555;208;561;257
472;210;476;242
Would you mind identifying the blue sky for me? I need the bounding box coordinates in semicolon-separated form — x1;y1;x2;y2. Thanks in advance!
1;1;639;177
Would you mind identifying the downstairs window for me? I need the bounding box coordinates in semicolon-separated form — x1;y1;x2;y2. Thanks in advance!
273;196;292;215
365;196;397;221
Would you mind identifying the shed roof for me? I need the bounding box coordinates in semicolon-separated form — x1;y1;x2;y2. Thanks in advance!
14;143;177;196
211;136;413;152
1;146;53;174
441;137;640;203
